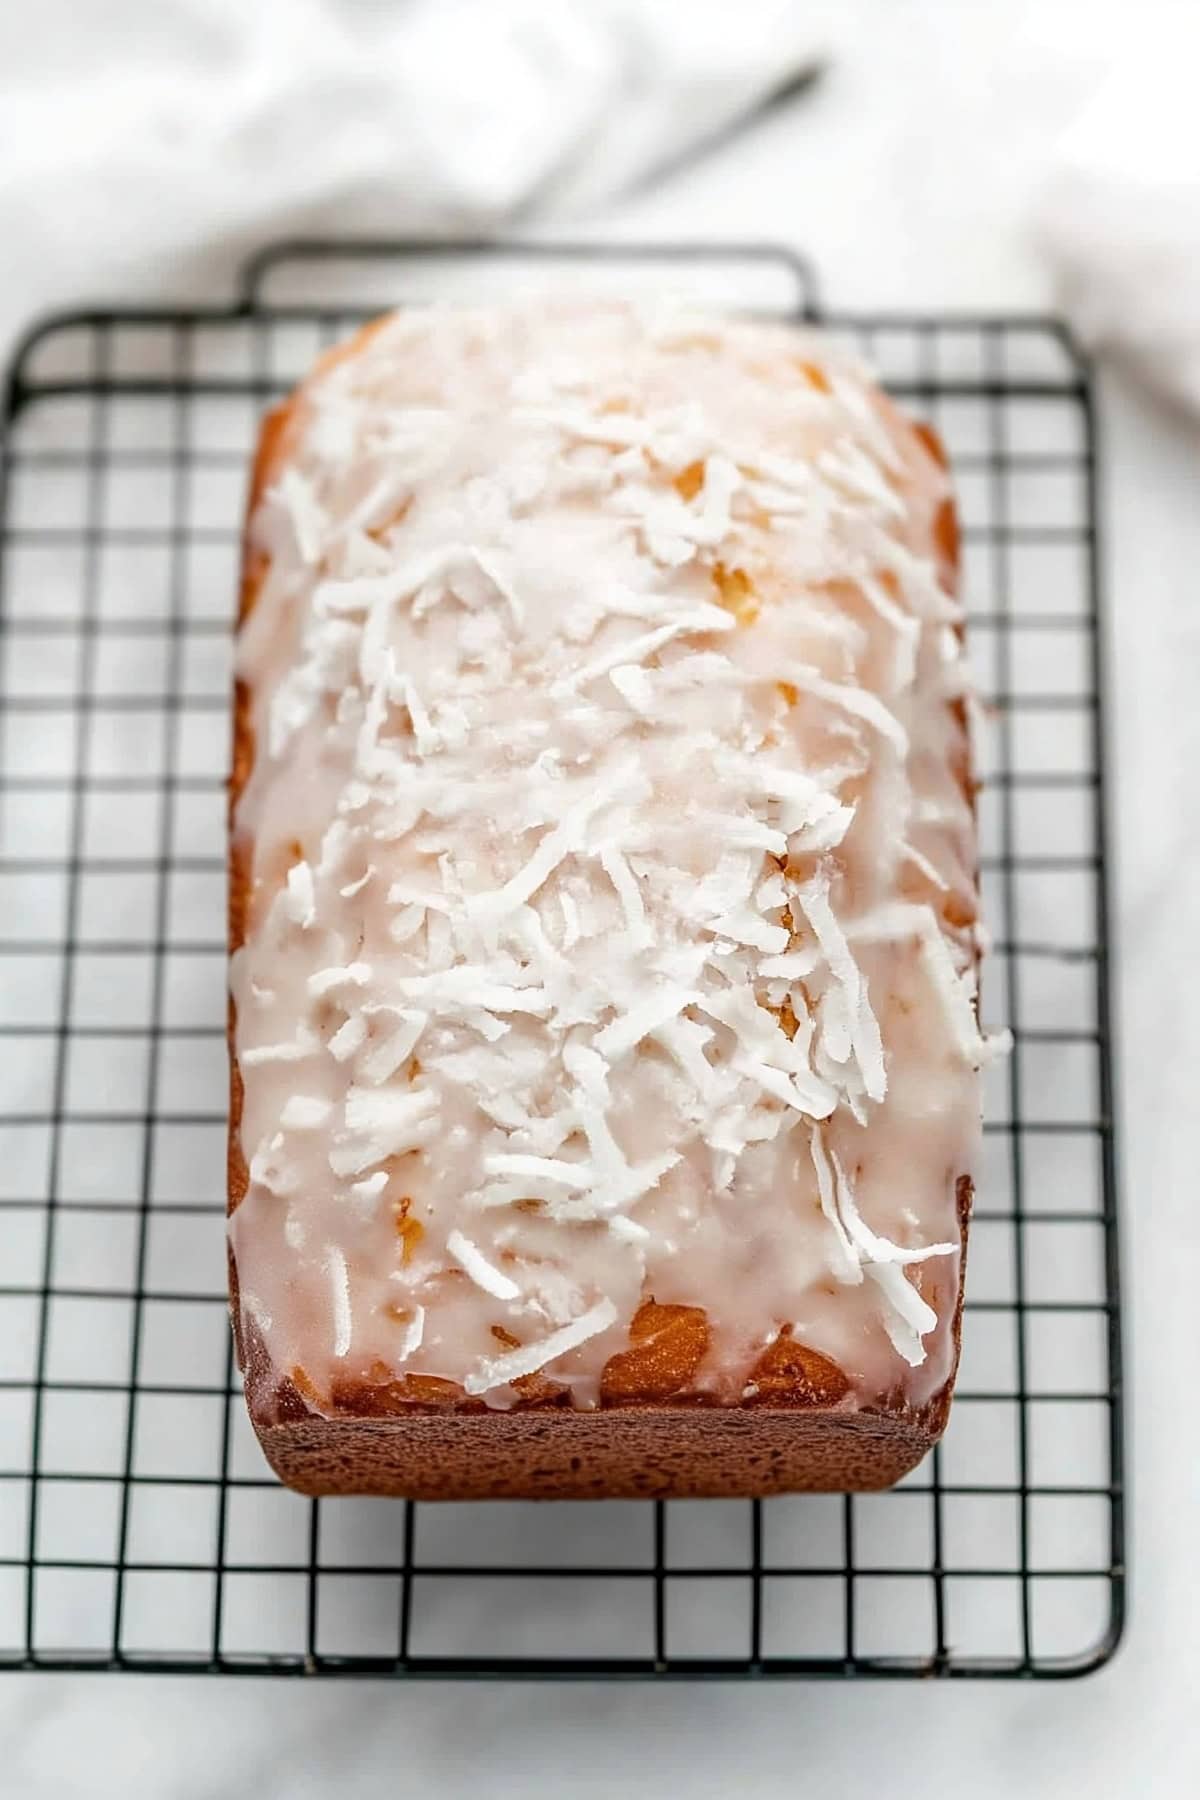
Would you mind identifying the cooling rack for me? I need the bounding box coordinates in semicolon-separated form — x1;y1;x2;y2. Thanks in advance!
0;240;1123;1679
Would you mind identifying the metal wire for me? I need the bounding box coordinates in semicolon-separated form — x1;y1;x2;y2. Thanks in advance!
0;240;1124;1679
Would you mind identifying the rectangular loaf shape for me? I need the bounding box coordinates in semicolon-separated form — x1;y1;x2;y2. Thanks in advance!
228;300;985;1499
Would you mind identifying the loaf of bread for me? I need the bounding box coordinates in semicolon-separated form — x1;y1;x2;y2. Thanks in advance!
228;299;986;1500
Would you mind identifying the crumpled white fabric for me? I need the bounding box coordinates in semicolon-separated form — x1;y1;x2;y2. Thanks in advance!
0;0;827;355
1033;29;1200;417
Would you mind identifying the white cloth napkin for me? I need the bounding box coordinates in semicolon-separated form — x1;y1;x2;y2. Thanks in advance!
1033;29;1200;417
0;0;827;357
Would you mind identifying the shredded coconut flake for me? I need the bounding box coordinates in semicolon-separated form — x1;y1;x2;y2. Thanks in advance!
810;1125;862;1284
867;1262;939;1366
329;1247;353;1359
348;1170;388;1203
328;1013;368;1062
359;1010;427;1085
339;866;375;898
308;962;372;999
831;1145;956;1270
331;1085;439;1176
462;1297;618;1395
284;861;317;928
447;1228;521;1300
277;467;329;565
393;1303;426;1361
609;663;654;715
594;985;700;1063
901;841;949;891
483;1153;590;1189
281;1095;333;1131
799;882;887;1103
600;848;651;949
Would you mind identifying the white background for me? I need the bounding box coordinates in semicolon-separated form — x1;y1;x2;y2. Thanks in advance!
2;1;1198;1794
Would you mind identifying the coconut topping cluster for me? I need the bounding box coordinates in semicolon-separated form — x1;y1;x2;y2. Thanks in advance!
230;299;987;1413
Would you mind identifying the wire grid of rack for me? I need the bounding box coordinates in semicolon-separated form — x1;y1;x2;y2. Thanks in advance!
0;241;1123;1679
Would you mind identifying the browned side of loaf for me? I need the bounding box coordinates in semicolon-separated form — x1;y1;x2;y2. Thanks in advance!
227;316;974;1501
254;1398;951;1501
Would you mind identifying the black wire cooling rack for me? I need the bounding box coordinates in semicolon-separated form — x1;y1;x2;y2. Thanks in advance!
0;240;1123;1679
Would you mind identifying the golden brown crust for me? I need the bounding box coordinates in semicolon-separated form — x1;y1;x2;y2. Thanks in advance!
227;319;975;1499
598;1299;710;1406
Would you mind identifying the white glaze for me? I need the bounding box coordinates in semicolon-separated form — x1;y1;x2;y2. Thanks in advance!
229;299;985;1413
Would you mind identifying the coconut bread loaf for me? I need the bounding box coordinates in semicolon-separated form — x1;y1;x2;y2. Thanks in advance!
228;299;985;1499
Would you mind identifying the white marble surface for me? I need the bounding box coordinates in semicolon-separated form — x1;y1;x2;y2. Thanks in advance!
4;2;1199;1793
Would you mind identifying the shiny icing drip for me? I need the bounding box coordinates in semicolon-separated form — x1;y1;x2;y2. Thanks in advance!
230;300;987;1414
